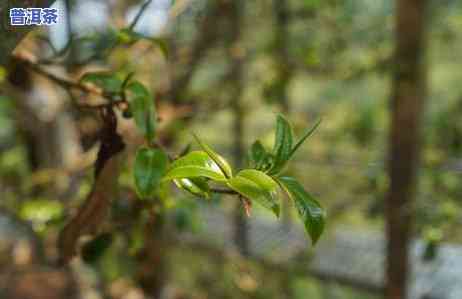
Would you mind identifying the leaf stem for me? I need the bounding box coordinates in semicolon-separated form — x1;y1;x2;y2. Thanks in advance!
289;118;322;158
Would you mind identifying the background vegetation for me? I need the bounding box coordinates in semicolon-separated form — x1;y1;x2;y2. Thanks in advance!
0;0;461;298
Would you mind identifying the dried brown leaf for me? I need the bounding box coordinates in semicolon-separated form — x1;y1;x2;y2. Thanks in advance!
58;108;124;264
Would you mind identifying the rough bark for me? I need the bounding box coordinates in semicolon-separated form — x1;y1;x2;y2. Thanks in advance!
385;1;427;299
0;0;56;66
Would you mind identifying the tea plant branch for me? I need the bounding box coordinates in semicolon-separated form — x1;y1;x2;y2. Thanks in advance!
128;0;153;31
13;55;127;110
210;188;238;195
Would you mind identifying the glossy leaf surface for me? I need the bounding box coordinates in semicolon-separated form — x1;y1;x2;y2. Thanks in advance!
228;169;280;216
134;147;168;199
193;134;233;178
278;176;325;245
163;151;227;182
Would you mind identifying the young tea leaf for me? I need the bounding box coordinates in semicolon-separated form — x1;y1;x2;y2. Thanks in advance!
116;28;169;59
163;151;227;182
277;176;325;245
192;134;233;178
165;166;226;182
227;169;280;216
248;140;266;167
289;118;321;159
134;147;168;199
126;81;156;142
174;178;210;198
248;140;274;171
269;115;294;175
80;71;124;94
116;28;137;44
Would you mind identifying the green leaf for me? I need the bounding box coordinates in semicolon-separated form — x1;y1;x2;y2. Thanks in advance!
121;72;135;90
277;176;325;245
260;154;275;172
126;80;150;98
80;71;123;93
166;167;226;182
134;147;168;199
249;141;266;166
303;0;321;9
163;151;227;182
117;29;149;45
248;140;273;170
238;169;279;194
192;134;233;179
289;118;321;159
19;199;63;227
227;169;280;216
269;115;294;174
116;28;169;59
127;81;156;142
117;28;137;44
174;178;210;198
0;66;6;83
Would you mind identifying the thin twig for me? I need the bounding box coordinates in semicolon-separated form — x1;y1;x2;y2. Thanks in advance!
128;0;153;31
210;188;238;195
15;55;125;109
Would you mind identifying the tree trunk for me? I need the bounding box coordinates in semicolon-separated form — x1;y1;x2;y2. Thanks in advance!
226;0;248;256
385;1;427;299
136;211;166;299
273;0;292;230
6;55;84;196
273;0;291;114
273;1;295;297
168;1;222;104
